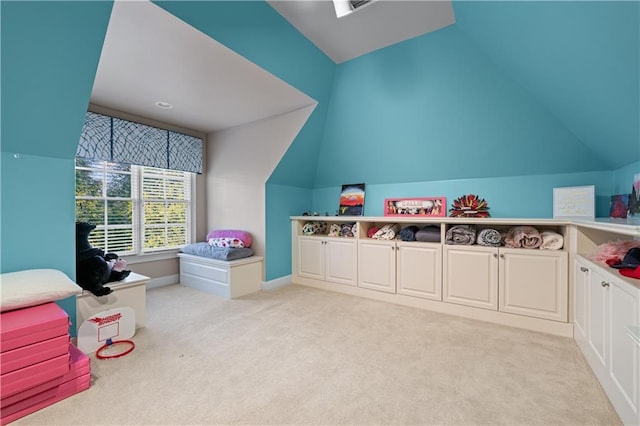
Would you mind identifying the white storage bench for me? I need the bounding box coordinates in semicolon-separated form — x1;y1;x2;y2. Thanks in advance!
75;272;149;332
178;253;263;299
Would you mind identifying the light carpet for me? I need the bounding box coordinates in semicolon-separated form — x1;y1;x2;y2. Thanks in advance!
15;283;621;425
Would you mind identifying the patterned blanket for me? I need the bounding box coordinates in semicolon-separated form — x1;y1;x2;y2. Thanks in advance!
445;225;476;245
504;226;542;249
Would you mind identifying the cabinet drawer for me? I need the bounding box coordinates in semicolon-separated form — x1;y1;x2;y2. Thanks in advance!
181;260;229;284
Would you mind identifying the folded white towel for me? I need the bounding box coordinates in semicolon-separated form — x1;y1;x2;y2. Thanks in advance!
540;231;564;250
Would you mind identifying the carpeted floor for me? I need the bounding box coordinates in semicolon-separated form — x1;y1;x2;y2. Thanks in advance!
15;283;621;425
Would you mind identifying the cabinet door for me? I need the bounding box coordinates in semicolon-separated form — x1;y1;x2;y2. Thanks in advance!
574;258;590;342
588;268;609;368
358;240;396;293
325;239;357;286
297;237;325;280
397;242;442;301
609;278;639;419
443;245;497;310
498;249;568;322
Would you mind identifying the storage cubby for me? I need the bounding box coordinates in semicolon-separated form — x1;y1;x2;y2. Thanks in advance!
443;222;568;251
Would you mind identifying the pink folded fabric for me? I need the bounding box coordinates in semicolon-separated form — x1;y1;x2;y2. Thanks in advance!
504;226;542;249
205;230;252;248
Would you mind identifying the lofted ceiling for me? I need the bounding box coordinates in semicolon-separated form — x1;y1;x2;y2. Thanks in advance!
91;0;639;170
90;0;315;134
91;0;456;134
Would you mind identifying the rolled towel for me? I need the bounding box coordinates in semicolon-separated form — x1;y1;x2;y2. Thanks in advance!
341;223;355;237
367;227;380;238
373;224;400;240
445;225;477;245
477;228;502;247
415;225;441;242
504;226;542;249
302;221;326;235
399;226;419;242
540;231;564;250
328;223;342;237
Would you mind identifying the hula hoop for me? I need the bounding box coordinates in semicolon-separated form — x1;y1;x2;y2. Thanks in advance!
95;338;135;359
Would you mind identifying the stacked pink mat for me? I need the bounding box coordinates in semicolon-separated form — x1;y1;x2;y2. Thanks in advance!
0;302;91;425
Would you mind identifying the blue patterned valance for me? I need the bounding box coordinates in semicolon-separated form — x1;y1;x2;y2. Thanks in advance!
77;111;203;174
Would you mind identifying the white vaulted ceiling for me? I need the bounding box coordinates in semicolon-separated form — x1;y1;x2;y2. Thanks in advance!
90;0;315;133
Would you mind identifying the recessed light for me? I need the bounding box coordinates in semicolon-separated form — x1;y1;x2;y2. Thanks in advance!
155;101;173;109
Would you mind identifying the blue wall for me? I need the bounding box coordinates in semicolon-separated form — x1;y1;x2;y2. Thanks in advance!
613;161;640;195
154;1;336;281
454;0;640;171
312;171;614;220
314;24;604;188
0;153;78;320
265;184;312;280
154;1;336;188
1;0;637;287
1;1;113;334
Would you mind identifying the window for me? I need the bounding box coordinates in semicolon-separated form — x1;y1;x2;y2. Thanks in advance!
75;159;193;256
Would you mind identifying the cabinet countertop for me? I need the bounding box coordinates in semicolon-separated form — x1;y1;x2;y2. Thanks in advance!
572;218;640;237
291;216;572;225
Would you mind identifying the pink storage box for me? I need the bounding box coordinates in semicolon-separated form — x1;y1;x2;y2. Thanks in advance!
1;344;90;409
0;354;70;399
1;303;70;352
0;373;90;424
0;335;70;375
0;345;90;424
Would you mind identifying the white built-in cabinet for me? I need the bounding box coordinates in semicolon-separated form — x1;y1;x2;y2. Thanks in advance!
571;221;640;426
443;245;567;321
292;216;574;337
498;248;568;322
396;241;442;300
297;236;357;286
358;239;442;300
443;245;498;310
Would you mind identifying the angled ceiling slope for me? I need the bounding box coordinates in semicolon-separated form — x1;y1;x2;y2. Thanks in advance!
268;0;456;63
91;0;315;133
453;1;640;170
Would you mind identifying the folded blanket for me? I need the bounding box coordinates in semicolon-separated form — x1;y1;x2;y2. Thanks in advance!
504;226;542;249
540;231;564;250
477;228;502;247
341;223;355;238
373;224;400;240
367;227;380;238
399;226;419;242
415;225;441;242
445;225;476;245
302;222;326;235
328;223;342;237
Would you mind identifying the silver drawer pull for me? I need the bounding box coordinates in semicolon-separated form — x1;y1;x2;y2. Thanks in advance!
601;281;610;288
580;267;588;272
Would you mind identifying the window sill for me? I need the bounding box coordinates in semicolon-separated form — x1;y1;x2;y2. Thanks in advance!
122;250;180;265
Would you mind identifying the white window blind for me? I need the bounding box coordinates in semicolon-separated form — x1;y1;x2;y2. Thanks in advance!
140;166;191;252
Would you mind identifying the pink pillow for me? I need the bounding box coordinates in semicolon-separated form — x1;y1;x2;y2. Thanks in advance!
205;230;252;248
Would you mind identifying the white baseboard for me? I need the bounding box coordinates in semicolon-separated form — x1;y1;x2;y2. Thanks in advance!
147;274;179;289
262;274;291;291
